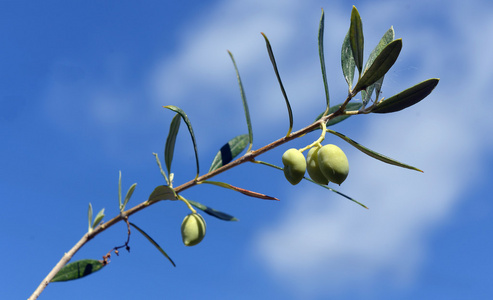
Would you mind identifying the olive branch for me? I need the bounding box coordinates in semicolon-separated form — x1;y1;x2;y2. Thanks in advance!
28;6;438;300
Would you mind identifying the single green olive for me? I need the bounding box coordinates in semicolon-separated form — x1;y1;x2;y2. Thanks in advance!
317;144;349;185
282;148;306;185
181;213;206;246
306;147;329;185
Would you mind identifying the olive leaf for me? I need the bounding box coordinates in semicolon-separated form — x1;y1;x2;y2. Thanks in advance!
228;51;253;152
361;27;395;106
349;6;364;75
201;180;279;200
327;129;423;172
209;134;249;173
148;185;177;204
261;32;294;137
88;203;105;232
92;208;105;229
187;199;238;221
51;259;104;282
364;27;395;73
87;203;93;233
165;113;181;177
318;8;330;112
303;176;368;209
129;222;176;267
372;78;439;113
118;171;137;212
341;29;356;90
353;39;402;93
118;171;122;208
121;183;137;212
163;105;200;179
361;77;384;106
153;152;169;184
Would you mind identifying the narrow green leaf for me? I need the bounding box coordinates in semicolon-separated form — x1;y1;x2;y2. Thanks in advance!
253;160;367;208
51;259;104;282
327;129;423;172
362;77;384;105
202;180;279;200
163;105;200;179
303;176;368;209
209;134;249;173
349;6;364;75
118;171;122;208
374;75;385;102
341;29;356;89
153;153;169;184
129;222;176;267
314;102;363;128
122;183;137;211
361;27;394;106
372;78;440;113
353;39;402;93
187;199;238;221
92;208;105;229
318;8;330;112
148;185;177;204
88;203;93;232
228;51;253;152
165;113;181;177
261;32;294;137
361;86;373;105
364;27;395;73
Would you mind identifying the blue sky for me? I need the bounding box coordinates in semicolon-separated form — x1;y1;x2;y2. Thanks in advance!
3;0;493;299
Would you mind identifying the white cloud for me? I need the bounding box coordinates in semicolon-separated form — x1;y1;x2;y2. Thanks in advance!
149;0;302;106
148;0;319;129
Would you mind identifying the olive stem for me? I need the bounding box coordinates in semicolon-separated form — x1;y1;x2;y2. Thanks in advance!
251;159;283;170
177;195;197;214
298;121;327;153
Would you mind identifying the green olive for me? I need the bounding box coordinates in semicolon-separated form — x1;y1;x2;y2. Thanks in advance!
282;148;306;185
317;144;349;185
181;213;206;246
306;147;329;185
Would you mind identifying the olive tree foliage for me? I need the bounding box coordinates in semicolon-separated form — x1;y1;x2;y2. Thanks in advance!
29;6;438;299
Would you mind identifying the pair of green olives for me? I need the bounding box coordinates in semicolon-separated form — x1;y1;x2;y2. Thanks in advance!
181;213;206;246
282;144;349;186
